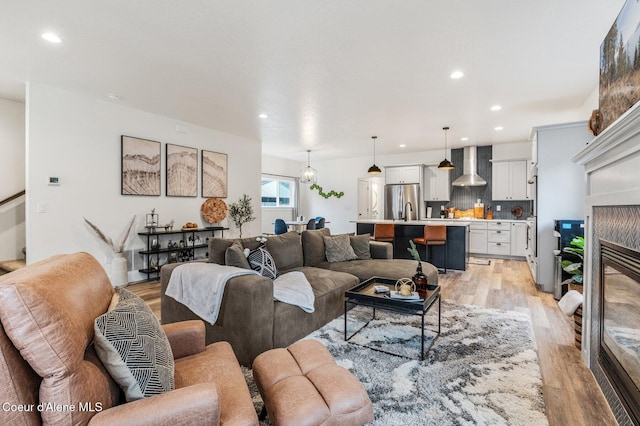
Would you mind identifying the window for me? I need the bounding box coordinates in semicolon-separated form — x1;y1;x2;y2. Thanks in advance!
261;176;296;207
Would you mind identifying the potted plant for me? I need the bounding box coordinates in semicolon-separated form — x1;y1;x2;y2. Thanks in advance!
562;236;584;291
228;194;256;238
407;241;428;297
84;216;136;287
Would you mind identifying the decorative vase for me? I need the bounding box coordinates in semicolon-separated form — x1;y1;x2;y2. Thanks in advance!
111;253;128;288
413;261;429;297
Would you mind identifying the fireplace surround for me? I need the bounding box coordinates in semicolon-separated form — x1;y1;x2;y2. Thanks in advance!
575;103;640;425
599;239;640;424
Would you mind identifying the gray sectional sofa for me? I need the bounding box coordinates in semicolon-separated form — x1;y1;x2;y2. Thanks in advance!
160;228;438;366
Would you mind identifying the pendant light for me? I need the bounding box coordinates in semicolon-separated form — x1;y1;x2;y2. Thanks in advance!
367;136;382;174
299;150;317;184
438;126;455;170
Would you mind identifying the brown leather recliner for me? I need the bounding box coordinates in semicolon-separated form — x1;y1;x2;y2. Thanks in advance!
0;252;258;426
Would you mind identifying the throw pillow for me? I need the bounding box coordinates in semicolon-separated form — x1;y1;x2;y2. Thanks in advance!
225;242;250;269
94;288;175;402
248;247;278;279
323;234;357;263
350;233;372;260
301;228;331;266
264;231;304;271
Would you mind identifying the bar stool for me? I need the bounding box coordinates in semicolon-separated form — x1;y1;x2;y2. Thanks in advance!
413;225;447;273
371;223;395;243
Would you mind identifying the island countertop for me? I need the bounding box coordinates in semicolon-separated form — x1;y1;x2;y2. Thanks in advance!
354;220;469;271
353;218;527;225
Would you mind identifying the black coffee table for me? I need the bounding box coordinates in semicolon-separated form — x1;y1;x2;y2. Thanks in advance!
344;276;441;360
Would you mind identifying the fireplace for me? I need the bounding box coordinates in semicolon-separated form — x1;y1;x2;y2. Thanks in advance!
574;101;640;424
600;240;640;424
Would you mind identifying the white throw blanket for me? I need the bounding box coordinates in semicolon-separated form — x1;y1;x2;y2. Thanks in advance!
165;263;259;324
558;290;584;316
273;271;315;313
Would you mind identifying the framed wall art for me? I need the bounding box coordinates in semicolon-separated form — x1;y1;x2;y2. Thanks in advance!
166;143;198;197
121;135;161;196
599;0;640;132
201;149;228;198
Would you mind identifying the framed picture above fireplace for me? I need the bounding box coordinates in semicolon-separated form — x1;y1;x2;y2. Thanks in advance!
599;0;640;133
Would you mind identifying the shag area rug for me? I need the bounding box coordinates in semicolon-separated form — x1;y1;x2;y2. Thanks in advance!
244;301;548;425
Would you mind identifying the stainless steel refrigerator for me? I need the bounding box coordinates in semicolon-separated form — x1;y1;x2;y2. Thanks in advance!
384;184;420;221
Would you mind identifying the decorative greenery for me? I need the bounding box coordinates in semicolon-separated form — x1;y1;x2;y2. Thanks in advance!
228;194;256;238
84;216;136;253
407;240;421;262
562;236;584;284
310;183;344;199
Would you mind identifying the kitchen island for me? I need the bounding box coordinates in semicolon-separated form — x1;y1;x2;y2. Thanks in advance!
354;220;470;271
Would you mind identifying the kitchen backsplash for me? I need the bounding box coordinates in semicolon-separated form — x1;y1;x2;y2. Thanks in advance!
425;145;533;220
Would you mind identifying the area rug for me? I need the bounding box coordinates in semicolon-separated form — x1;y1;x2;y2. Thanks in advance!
244;301;548;425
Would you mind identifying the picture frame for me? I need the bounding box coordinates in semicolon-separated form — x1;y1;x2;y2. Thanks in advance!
166;143;198;197
599;0;640;133
121;135;161;196
201;149;228;198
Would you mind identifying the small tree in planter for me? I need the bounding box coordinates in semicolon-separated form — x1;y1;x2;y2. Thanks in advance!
228;194;256;238
562;236;584;289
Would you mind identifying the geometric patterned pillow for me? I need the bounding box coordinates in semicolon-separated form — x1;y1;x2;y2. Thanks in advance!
323;234;358;263
247;247;278;279
94;288;175;402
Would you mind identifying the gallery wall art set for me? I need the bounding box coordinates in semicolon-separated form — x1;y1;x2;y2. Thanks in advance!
121;135;228;198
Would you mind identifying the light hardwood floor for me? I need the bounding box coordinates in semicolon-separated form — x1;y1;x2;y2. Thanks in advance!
128;258;617;426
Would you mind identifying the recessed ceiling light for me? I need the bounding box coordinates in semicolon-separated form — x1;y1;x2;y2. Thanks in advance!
41;33;61;43
461;137;469;141
258;113;268;119
450;70;464;79
490;105;502;111
107;93;120;101
494;126;504;131
399;144;406;148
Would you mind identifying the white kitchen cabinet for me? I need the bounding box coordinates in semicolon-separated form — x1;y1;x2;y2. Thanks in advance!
385;165;421;184
492;160;528;200
510;222;528;257
487;221;511;255
423;165;450;201
468;222;488;254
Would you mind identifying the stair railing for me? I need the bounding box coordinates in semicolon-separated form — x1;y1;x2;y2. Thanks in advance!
0;190;25;208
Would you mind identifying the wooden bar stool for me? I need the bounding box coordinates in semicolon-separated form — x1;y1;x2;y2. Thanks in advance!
413;225;447;273
371;223;395;243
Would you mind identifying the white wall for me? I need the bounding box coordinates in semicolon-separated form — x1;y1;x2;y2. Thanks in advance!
26;84;262;282
0;98;26;260
491;141;531;161
535;121;592;292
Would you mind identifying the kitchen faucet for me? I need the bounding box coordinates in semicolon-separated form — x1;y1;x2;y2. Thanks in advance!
404;201;413;222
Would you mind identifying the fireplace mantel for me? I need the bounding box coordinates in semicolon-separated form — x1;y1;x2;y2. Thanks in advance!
574;102;640;425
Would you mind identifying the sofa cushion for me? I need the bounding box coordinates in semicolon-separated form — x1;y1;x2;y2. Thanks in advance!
302;228;331;266
349;233;372;260
209;238;234;264
94;288;175;402
248;247;278;279
327;258;439;285
174;341;258;425
323;234;357;262
265;231;303;271
225;242;250;269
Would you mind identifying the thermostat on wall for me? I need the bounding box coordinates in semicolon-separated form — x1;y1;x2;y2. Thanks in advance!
48;177;60;186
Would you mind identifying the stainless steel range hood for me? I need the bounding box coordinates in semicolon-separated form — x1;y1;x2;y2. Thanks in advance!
452;146;487;187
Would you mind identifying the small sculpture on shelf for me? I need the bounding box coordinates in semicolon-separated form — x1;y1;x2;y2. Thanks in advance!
162;219;175;232
145;208;159;232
